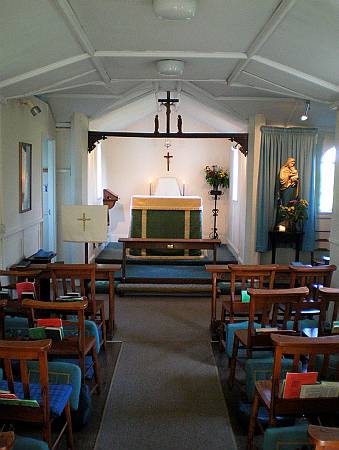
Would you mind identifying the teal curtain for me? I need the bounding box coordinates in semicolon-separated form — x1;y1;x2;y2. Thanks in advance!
256;127;318;252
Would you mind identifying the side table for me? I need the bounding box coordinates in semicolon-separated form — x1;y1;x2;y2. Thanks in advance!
269;231;304;263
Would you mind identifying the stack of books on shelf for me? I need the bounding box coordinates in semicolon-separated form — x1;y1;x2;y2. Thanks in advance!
0;390;39;407
56;292;83;302
29;318;64;341
280;372;339;399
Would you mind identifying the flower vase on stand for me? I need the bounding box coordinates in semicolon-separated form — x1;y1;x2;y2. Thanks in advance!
210;184;223;239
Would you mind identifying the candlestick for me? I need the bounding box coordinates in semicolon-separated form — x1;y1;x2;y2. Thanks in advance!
148;179;152;196
182;180;185;196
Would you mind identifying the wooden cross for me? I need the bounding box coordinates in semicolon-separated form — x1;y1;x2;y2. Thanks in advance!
77;212;91;232
164;151;173;171
158;91;179;133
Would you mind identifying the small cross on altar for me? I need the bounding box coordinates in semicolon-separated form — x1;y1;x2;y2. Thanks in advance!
77;212;91;232
164;151;173;171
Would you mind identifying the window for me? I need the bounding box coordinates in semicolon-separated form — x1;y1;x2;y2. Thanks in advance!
232;147;238;202
96;142;102;199
319;146;336;213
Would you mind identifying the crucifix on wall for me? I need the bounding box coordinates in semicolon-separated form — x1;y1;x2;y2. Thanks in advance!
164;151;173;171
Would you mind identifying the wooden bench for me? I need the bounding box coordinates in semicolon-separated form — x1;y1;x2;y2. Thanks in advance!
118;238;221;281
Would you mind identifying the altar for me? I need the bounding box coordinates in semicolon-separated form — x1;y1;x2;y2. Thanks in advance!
129;195;203;257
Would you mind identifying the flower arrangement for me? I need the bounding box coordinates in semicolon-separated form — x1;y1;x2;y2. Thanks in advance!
277;199;309;225
204;165;229;189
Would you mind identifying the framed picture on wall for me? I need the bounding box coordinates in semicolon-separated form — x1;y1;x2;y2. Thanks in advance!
19;142;32;213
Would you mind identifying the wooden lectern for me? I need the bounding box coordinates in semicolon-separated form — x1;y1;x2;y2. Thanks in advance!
103;189;118;225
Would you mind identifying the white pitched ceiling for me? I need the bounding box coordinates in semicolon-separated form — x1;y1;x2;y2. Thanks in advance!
0;0;338;129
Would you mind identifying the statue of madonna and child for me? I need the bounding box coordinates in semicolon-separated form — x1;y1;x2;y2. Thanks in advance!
276;157;308;232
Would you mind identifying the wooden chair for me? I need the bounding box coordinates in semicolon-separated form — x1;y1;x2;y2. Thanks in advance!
289;264;337;301
0;339;73;449
220;264;277;325
0;432;14;450
318;287;339;330
228;286;309;388
248;334;339;450
22;298;101;394
47;263;106;350
308;425;339;449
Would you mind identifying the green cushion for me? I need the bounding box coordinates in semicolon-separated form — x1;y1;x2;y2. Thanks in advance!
14;436;49;450
263;423;312;450
315;353;339;380
245;357;299;402
94;280;119;294
226;321;270;359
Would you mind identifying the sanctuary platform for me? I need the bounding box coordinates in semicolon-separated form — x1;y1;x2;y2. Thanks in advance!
95;242;237;295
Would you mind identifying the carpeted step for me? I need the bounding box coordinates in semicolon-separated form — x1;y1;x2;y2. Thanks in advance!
116;283;211;296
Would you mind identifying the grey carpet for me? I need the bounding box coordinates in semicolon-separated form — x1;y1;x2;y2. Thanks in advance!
95;296;238;450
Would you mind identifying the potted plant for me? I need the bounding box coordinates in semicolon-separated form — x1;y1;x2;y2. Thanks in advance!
277;199;309;231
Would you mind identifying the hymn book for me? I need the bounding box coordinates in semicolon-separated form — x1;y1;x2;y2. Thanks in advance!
281;372;318;399
300;381;339;398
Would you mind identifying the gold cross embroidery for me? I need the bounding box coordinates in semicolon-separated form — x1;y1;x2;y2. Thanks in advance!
77;212;91;232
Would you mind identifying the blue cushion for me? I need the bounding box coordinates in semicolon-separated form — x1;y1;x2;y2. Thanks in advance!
13;436;49;450
263;423;312;450
0;380;72;416
28;361;81;411
0;368;2;380
245;357;299;402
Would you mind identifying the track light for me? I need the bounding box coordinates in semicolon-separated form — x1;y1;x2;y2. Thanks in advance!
30;105;41;116
19;99;42;116
300;100;310;121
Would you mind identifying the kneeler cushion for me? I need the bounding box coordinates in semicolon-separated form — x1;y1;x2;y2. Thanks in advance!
263;423;312;450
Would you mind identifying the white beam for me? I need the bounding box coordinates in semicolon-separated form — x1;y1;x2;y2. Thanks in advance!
90;85;153;119
95;50;246;60
242;71;332;104
227;0;297;85
214;96;295;102
32;70;97;94
183;81;245;122
35;81;106;96
252;56;339;93
0;54;90;89
47;93;121;99
53;0;110;83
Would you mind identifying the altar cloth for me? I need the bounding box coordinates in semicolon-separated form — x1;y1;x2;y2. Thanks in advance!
130;196;203;257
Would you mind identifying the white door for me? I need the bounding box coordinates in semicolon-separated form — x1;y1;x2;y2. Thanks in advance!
42;139;56;252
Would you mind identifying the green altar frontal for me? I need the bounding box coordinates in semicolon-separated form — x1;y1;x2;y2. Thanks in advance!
130;196;203;257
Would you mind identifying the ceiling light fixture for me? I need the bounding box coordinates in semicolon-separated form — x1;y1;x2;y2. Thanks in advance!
300;100;310;121
157;60;185;76
153;0;196;20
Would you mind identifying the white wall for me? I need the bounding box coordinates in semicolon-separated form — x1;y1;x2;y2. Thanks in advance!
95;112;233;242
0;98;55;268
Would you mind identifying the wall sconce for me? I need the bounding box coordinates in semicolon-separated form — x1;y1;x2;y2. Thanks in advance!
300;100;310;121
